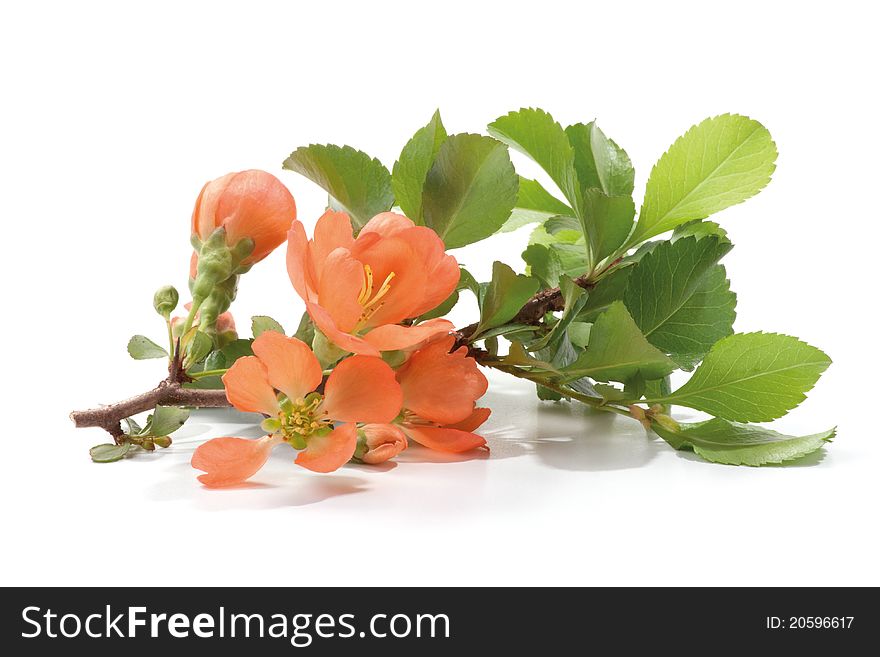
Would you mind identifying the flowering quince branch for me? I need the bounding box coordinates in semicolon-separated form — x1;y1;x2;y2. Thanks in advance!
71;108;835;480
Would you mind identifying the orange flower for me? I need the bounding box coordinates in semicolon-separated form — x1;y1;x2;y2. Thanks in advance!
191;331;402;486
356;423;409;464
287;210;459;356
363;336;490;458
192;170;297;265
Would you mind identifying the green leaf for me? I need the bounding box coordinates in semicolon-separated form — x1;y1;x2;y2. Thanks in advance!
672;219;729;244
90;443;131;463
183;331;213;368
522;243;563;288
529;276;588;351
652;333;831;421
147;406;190;437
544;215;581;235
501;177;574;232
476;261;540;335
283;144;393;229
127;335;167;360
292;312;315;345
631;114;777;245
565;121;634;196
220;338;254;362
561;301;675;383
122;417;143;436
488;108;581;211
577;265;632;321
421;133;518;248
392;110;447;222
580;189;635;263
528;225;590;280
624;236;735;368
251;315;285;338
652;418;835;466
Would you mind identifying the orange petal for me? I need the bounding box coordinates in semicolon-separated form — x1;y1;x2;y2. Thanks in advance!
393;226;461;317
360;423;408;464
322;355;402;423
306;302;380;356
295;423;358;473
396;335;488;425
312;210;354;278
192;435;280;487
403;425;487;453
286;221;319;303
358;211;414;238
251;332;322;402
189;251;199;280
362;319;454;352
350;234;427;326
445;407;491;432
222;356;280;415
316;248;365;333
191;172;236;241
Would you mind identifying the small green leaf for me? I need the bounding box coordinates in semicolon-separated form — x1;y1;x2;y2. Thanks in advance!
522;243;563;288
488;108;581;212
251;315;285;338
204;349;227;371
421;133;519;248
122;417;143;436
292;312;315;345
90;443;131;463
631;114;777;245
652;333;831;422
529;277;588;351
565;121;635;196
500;177;574;232
283;144;393;229
672;219;729;243
561;301;675;383
652;418;835;466
528;225;590;280
580;189;635;263
418;290;459;321
183;331;213;368
624;236;735;368
148;406;190;437
576;265;633;321
127;335;167;360
220;338;254;362
476;261;540;335
392;110;447;222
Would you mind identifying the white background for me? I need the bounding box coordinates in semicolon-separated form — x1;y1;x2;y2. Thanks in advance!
1;0;877;586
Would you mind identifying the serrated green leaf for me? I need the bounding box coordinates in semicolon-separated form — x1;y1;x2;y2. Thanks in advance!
577;265;633;321
251;315;285;338
544;215;580;235
561;301;675;383
392;110;447;222
580;189;635;263
421;133;518;248
488;108;581;212
522;243;563;288
565;121;634;196
500;177;574;232
652;418;835;466
630;114;777;245
651;333;831;422
127;335;167;360
90;443;131;463
624;236;735;368
283;144;393;229
148;406;190;437
476;261;540;335
672;219;729;244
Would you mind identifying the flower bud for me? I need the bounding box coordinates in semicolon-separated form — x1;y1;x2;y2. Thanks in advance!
153;285;179;318
191;170;297;267
153;436;172;449
355;424;408;465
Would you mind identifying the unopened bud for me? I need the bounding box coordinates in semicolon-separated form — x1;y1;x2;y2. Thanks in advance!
153;285;179;318
153;436;172;449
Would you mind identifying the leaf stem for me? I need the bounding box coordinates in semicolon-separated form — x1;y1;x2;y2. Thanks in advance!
189;368;229;380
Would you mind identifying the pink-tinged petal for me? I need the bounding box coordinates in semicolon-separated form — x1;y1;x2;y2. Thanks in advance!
350;235;427;326
222;356;280;415
357;212;415;239
396;336;488;425
392;226;461;317
322;355;402;423
360;423;408;464
316;248;366;333
251;332;322;402
189;252;199;280
306;302;380;356
286;221;319;303
403;425;487;453
295;423;358;473
192;435;281;487
362;319;454;352
312;210;354;277
444;407;491;432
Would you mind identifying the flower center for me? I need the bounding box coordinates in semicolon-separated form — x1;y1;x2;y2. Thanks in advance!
355;264;395;328
262;392;333;448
